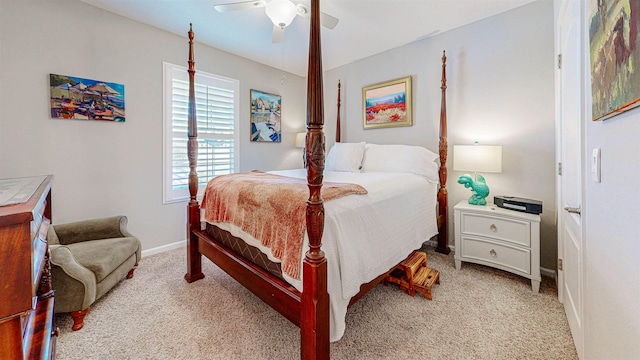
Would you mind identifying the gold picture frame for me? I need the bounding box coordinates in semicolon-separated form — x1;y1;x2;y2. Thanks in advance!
588;0;640;121
362;76;412;129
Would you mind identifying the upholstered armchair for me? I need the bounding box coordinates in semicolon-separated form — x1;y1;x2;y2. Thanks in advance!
48;215;141;330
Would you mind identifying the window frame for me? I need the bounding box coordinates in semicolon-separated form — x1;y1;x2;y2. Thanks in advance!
162;62;240;204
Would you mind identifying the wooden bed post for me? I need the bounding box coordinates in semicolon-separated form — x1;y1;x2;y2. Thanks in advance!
185;23;205;283
301;0;330;359
336;80;341;143
436;51;451;255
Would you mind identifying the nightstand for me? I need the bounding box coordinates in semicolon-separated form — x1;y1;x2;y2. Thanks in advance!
454;200;541;293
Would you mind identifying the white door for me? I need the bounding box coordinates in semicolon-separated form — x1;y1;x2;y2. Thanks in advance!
557;0;584;357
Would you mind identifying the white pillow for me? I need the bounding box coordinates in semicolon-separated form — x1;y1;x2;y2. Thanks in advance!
325;142;366;172
361;143;440;182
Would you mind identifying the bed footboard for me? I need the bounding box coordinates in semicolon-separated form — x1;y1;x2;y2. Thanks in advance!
194;229;302;323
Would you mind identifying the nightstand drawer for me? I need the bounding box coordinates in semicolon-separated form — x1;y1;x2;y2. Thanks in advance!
460;212;530;247
460;236;531;274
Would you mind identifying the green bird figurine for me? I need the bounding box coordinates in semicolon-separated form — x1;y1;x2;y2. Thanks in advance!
457;173;490;205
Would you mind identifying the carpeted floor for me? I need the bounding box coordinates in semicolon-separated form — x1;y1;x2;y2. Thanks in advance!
55;246;578;359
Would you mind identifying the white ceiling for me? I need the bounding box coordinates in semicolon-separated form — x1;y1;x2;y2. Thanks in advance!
81;0;538;77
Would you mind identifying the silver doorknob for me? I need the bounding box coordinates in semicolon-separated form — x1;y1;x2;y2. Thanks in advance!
490;249;497;257
564;206;581;215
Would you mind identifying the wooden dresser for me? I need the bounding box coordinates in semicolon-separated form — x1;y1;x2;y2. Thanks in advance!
0;175;57;359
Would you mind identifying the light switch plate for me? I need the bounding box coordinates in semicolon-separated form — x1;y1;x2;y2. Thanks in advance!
591;148;601;182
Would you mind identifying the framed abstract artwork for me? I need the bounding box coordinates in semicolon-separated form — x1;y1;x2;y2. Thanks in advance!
250;89;281;142
362;76;412;129
588;0;640;121
49;74;125;122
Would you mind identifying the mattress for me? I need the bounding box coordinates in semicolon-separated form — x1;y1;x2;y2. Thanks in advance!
204;169;438;341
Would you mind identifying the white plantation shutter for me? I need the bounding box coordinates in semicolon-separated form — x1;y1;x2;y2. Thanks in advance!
163;62;239;203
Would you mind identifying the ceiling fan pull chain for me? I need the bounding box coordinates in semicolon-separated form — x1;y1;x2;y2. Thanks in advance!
280;41;286;86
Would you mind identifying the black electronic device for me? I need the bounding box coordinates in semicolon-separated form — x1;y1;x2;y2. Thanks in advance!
494;195;542;214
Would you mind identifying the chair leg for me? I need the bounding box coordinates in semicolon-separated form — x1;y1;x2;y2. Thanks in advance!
126;262;138;279
70;307;90;331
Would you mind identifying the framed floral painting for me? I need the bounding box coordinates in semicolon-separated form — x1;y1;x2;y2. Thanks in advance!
362;76;412;129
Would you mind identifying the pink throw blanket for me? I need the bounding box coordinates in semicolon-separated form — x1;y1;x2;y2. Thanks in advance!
201;171;367;279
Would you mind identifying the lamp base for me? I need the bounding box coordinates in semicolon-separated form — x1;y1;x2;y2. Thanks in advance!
457;173;490;206
467;195;488;206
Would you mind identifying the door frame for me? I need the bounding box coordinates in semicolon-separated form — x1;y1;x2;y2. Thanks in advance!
555;0;588;357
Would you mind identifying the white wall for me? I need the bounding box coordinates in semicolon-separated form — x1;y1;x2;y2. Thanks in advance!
582;17;640;360
584;110;640;358
0;0;307;252
325;0;557;269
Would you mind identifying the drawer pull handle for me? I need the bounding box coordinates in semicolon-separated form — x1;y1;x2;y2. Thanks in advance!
489;224;497;232
490;249;497;257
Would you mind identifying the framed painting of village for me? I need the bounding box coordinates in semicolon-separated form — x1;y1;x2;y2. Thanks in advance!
49;74;125;122
362;76;412;129
250;89;281;142
588;0;640;121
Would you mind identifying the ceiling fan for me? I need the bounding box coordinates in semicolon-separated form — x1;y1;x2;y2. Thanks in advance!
214;0;339;43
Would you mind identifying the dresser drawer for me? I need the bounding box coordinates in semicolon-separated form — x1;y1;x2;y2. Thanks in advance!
460;212;530;247
460;236;531;275
30;196;47;240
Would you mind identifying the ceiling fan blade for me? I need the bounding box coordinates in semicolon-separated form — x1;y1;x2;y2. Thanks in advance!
295;4;339;30
272;25;284;43
214;0;267;13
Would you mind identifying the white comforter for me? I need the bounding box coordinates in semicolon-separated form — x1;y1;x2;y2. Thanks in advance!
208;169;438;341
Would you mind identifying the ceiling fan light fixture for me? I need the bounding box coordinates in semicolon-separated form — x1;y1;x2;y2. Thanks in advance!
265;0;297;28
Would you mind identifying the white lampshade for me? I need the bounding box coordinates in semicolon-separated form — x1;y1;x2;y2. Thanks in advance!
453;144;502;173
265;0;297;28
295;132;306;148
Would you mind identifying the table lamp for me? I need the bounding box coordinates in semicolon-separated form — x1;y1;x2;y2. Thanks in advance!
453;143;502;205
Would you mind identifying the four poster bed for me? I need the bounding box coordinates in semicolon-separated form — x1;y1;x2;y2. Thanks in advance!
184;1;450;358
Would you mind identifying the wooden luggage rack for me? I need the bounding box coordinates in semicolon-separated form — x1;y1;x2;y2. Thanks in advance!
384;251;440;300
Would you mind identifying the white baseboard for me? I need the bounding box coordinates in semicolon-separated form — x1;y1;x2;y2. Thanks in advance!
424;238;455;252
426;239;557;280
154;239;557;280
540;266;556;280
141;239;185;258
424;238;438;247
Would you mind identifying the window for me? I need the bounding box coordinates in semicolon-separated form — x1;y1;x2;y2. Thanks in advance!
163;62;239;204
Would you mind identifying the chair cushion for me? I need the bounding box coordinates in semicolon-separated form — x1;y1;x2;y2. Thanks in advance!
65;237;139;282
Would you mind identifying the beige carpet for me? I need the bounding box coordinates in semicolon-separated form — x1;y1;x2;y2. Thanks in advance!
55;246;577;359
